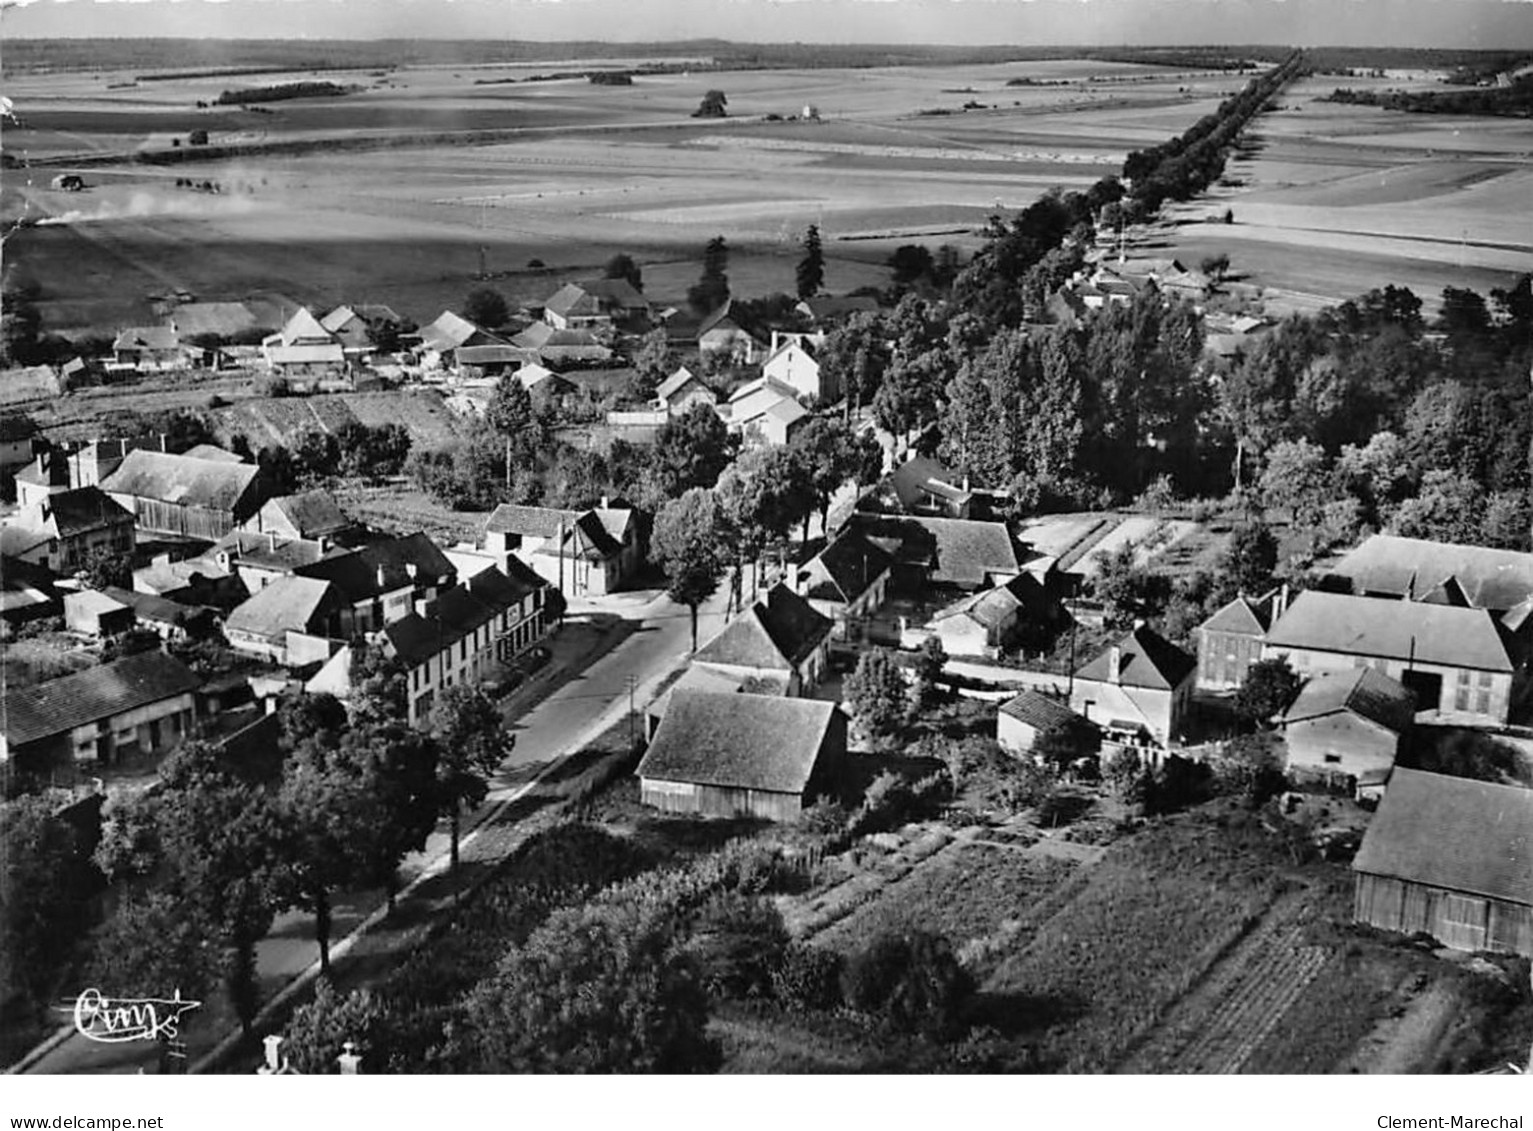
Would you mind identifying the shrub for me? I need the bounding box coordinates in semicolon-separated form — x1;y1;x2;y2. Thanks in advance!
773;944;843;1011
850;770;950;837
842;930;974;1039
688;892;789;1000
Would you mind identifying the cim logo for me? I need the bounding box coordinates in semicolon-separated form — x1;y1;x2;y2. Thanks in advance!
62;988;202;1044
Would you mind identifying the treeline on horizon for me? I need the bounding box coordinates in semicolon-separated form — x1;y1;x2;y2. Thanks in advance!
8;37;1527;78
1323;76;1533;118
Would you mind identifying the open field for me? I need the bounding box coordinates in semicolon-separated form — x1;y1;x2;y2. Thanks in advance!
1157;73;1533;315
4;58;1260;334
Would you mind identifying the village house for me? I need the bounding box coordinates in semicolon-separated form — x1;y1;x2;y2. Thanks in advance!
723;376;808;446
483;502;641;597
1;556;62;634
1352;767;1533;957
577;277;652;326
292;533;458;636
636;690;847;821
1280;667;1416;794
654;366;718;417
794;530;892;645
644;663;791;740
111;325;187;372
62;589;136;640
1262;590;1517;726
241;489;359;546
0;485;135;575
761;332;834;402
99;586;208;642
261;307;346;377
922;572;1054;659
0;413;40;472
455;344;525;379
997;689;1097;759
1194;587;1287;691
795;294;879;325
692;583;834;697
1331;534;1533;615
844;512;1022;594
417;311;508;370
320;304;404;357
510;322;613;368
212;530;336;593
133;552;243;608
1069;623;1196;750
514;362;577;404
0;651;201;782
11;447;72;509
101;449;267;542
224;574;347;664
697;301;765;365
542;280;648;331
860;455;977;520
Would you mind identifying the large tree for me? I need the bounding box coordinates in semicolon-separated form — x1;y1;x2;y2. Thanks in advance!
463;286;510;330
649;401;737;498
604;253;643;292
789;416;878;533
843;648;911;744
1234;657;1302;727
796;224;825;300
1258;438;1330;526
430;684;513;877
652;488;729;652
687;236;731;315
818;311;888;422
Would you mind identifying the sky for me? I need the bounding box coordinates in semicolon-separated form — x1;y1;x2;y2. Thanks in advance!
4;0;1533;47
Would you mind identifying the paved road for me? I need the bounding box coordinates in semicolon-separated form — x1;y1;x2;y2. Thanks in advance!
17;584;732;1075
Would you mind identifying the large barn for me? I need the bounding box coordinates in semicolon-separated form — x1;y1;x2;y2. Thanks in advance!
1352;767;1533;956
101;449;266;542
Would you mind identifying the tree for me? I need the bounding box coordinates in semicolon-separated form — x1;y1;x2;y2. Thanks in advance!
688;236;730;315
188;129;209;146
818;310;888;422
281;981;395;1075
348;718;439;912
1218;522;1277;597
462;286;510;330
796;224;825;300
843;648;911;743
1234;657;1301;727
692;89;728;118
86;889;220;1004
484;371;538;484
841;930;973;1039
78;546;134;590
912;635;947;704
649;401;737;497
688;893;791;1000
1258;438;1329;526
1390;469;1486;546
888;244;935;287
789;416;866;533
652;488;729;652
632;327;670;400
1199;253;1230;285
430;684;512;876
604;253;643;292
347;640;408;724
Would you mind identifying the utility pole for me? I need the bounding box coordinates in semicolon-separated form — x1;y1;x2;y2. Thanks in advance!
626;674;638;751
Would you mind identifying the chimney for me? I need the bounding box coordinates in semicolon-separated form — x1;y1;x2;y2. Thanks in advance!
1108;645;1122;685
159;432;168;452
1275;583;1289;620
600;495;610;510
262;1035;285;1073
405;562;418;581
376;563;387;591
336;1040;361;1075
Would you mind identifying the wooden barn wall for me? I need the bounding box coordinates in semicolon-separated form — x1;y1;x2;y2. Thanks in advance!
134;499;238;541
640;778;803;822
1353;872;1533;958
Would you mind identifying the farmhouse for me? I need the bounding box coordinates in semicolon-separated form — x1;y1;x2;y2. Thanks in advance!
417;311;507;368
924;572;1053;659
112;325;186;372
0;413;40;471
101;449;267;541
692;583;833;696
697;301;764;365
573;277;651;325
213;530;335;592
1070;623;1196;749
1195;587;1286;691
455;344;525;378
0;651;201;780
241;489;357;545
224;575;346;663
761;333;834;402
293;533;457;635
132;551;242;607
1262;590;1517;725
644;663;790;740
99;586;206;641
794;529;892;644
865;455;976;520
510;322;613;367
1331;534;1533;615
62;589;136;640
262;307;345;376
795;294;878;324
320;304;403;355
654;366;717;416
11;448;72;509
1280;667;1415;789
1353;767;1533;957
637;691;846;821
0;486;135;575
998;690;1096;758
483;502;640;596
725;376;808;446
844;513;1022;593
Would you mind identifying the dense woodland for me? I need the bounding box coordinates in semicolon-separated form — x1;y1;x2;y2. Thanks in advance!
1323;76;1533;116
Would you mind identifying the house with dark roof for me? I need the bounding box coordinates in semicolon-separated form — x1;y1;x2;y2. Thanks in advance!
224;575;346;663
99;586;209;642
795;530;891;645
0;412;41;471
794;294;879;324
869;456;977;520
509;322;613;368
997;689;1098;759
13;446;75;509
101;449;267;542
637;690;847;821
241;490;357;545
0;485;135;575
133;551;243;608
1;555;62;632
570;277;651;325
1195;587;1287;691
925;572;1056;659
697;301;764;365
844;512;1022;593
1353;768;1533;956
692;583;833;696
1332;534;1533;616
643;664;791;740
293;533;457;635
654;366;717;417
417;311;508;369
1281;667;1415;791
0;651;201;781
320;304;403;356
1069;623;1196;749
1262;590;1517;726
543;280;645;331
484;502;640;596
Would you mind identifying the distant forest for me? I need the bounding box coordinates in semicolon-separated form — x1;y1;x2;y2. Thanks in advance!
7;38;1527;78
1323;77;1533;118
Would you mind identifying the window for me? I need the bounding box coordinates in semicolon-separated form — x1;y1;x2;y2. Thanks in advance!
1477;690;1491;715
1323;754;1341;764
1456;688;1471;711
1479;671;1493;688
1458;669;1472;685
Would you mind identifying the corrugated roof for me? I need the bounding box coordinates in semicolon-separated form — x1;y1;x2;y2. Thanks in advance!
1334;534;1533;613
1265;590;1513;673
694;584;831;672
1353;767;1533;907
1282;667;1416;733
1;651;200;748
102;450;261;513
1075;623;1195;690
637;690;839;794
225;575;340;640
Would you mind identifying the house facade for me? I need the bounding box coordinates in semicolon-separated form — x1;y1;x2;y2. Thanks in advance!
0;486;135;575
224;575;346;663
697;302;763;365
997;690;1095;758
1195;588;1285;691
693;583;833;697
1069;624;1196;749
484;502;640;597
654;367;718;417
1280;667;1415;789
262;307;346;376
761;334;832;402
795;531;891;645
293;533;458;636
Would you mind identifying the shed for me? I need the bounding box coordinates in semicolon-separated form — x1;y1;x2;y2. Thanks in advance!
637;691;846;821
997;689;1096;758
63;589;135;639
1353;767;1533;956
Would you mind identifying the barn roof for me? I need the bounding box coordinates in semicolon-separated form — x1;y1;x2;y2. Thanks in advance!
544;283;604;321
419;311;499;352
1281;667;1416;734
1264;590;1513;674
931;572;1049;630
272;307;336;347
1;651;200;749
1333;534;1533;613
113;326;181;352
257;490;352;540
999;689;1086;733
578;277;648;309
694;583;832;672
225;575;341;640
1075;623;1195;691
656;367;708;402
101;450;262;512
1353;767;1533;907
637;690;839;794
456;344;524;365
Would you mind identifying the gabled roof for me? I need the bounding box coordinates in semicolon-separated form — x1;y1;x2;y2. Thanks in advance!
656;366;705;402
1;651;200;749
256;490;352;540
515;363;562;389
886;455;971;512
100;585;198;627
728;375;799;405
544;283;605;321
1333;534;1533;613
419;311;501;352
931;573;1047;630
181;444;244;464
225;575;341;640
694;583;832;672
999;689;1088;733
578;277;649;309
637;690;839;794
273;307;337;347
133;554;233;595
697;300;741;338
1282;667;1415;733
763;337;818;367
1075;623;1195;690
169;302;259;338
800;531;892;606
485;504;627;560
114;326;181;352
1264;590;1513;674
847;514;1020;588
19;486;133;538
294;533;455;602
382;565;540;667
1199;588;1281;636
1353;767;1533;907
102;450;262;512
